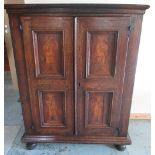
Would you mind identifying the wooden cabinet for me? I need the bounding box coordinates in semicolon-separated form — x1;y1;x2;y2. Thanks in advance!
5;4;149;151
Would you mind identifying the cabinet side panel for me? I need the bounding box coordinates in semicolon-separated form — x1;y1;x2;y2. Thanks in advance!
8;14;33;134
119;15;143;136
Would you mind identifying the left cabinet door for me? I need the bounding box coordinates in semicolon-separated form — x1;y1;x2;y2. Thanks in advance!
20;16;74;135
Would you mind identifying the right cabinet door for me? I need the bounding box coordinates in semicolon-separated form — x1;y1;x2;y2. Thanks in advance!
76;17;130;136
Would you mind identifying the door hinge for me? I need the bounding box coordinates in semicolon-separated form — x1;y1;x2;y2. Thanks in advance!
128;18;134;37
19;24;23;31
128;25;132;32
128;25;132;37
31;125;34;129
31;123;35;130
116;128;120;136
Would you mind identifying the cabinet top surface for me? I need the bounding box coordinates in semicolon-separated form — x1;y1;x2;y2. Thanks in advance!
4;4;149;9
4;4;149;14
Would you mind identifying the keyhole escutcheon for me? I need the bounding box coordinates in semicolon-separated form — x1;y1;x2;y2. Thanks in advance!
78;82;80;87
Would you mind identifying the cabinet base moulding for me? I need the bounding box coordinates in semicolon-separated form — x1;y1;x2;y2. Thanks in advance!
22;133;131;145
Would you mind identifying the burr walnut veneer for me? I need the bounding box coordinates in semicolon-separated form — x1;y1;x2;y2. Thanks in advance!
5;4;149;150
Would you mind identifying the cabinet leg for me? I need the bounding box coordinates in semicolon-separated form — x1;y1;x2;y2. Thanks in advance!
115;144;126;151
26;143;37;150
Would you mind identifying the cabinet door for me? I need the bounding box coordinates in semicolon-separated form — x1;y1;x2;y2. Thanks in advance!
21;16;74;135
76;17;130;136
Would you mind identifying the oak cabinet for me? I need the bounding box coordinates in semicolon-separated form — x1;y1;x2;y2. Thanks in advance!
5;4;149;150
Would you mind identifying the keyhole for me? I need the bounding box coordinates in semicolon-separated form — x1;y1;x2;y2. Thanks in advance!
79;82;80;87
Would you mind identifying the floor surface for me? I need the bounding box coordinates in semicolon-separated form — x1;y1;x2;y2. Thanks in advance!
4;126;20;155
4;72;151;155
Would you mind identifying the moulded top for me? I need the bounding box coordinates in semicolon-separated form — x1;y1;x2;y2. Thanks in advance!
4;4;150;15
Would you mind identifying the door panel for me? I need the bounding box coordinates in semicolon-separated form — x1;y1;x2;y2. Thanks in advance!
21;16;74;135
85;91;113;128
38;90;66;128
32;30;64;78
86;31;117;78
76;17;130;136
